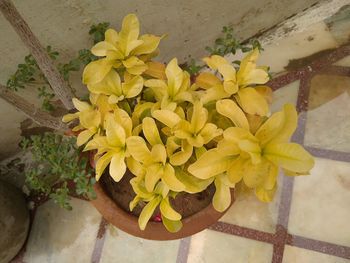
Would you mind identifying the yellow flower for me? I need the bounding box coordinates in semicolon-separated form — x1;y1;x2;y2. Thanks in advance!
126;117;185;192
83;108;132;182
188;103;314;203
130;178;182;232
144;58;193;111
83;14;163;85
197;49;270;116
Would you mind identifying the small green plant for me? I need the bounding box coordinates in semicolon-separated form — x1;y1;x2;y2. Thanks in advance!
6;22;109;112
184;25;264;75
21;133;96;210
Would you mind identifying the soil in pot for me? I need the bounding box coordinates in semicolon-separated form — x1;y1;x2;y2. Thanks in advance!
100;170;215;219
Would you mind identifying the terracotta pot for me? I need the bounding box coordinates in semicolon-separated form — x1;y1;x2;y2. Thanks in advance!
91;182;235;240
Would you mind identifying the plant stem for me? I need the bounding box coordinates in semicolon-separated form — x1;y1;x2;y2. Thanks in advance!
0;0;74;110
0;84;67;131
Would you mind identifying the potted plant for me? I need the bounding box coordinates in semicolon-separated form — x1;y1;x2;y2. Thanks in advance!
62;14;314;240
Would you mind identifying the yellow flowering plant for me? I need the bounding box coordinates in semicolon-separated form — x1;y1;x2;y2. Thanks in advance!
63;14;314;232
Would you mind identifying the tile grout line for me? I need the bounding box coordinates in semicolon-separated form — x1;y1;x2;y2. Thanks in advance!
287;234;350;260
209;222;276;244
91;218;108;263
176;237;192;263
304;146;350;163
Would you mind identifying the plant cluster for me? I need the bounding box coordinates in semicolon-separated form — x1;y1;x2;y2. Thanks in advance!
21;133;95;210
6;23;109;112
63;14;314;233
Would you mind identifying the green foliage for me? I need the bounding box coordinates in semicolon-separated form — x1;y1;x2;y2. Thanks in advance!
21;133;96;210
6;22;109;112
205;25;263;56
89;22;110;44
183;58;204;75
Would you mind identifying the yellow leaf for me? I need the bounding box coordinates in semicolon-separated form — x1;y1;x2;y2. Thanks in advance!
174;167;214;193
105;28;119;45
83;136;109;152
227;157;246;184
138;196;162;230
62;112;79;123
161;215;183;233
143;61;166;80
106;118;126;147
188;149;232;179
255;85;273;104
238;140;261;164
150;144;167;165
195;72;221;89
162;164;185;191
122;75;144;98
217;139;240;156
200;123;222;144
255;183;277;202
264;143;314;173
91;41;118;57
223;127;257;144
72;98;91;112
238;87;269;116
268;104;298;145
77;129;95;146
203;55;229;70
216;99;249;130
242;160;266;188
129;196;141;211
95;152;114;180
118;14;143;56
126;136;151;163
83;58;113;85
126;157;145;177
145;163;163;192
87;70;122;96
109;151;126;182
169;140;193;166
213;175;232;212
132;34;162;55
152;109;181;128
142;117;162;146
190;101;208;134
201;85;230;104
255;111;284;146
122;56;148;75
165;58;183;96
160;197;181;221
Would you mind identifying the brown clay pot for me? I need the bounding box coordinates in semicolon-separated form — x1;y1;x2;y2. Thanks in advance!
91;182;235;240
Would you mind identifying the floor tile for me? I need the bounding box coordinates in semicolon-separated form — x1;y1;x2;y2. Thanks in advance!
187;229;273;263
99;226;180;263
258;22;338;74
220;173;282;233
304;75;350;152
23;198;101;263
334;55;350;67
270;80;300;113
288;158;350;247
283;246;350;263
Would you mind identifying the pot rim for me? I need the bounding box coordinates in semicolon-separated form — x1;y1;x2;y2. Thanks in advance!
91;182;235;240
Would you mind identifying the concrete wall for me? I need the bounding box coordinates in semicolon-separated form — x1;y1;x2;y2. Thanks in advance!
0;0;320;159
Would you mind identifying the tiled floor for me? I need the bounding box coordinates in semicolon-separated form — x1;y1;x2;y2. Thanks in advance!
11;8;350;263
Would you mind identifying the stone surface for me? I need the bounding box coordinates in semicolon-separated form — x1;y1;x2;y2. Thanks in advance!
288;158;350;247
100;226;180;263
283;246;350;263
0;180;29;263
23;198;101;263
304;75;350;152
187;229;273;263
